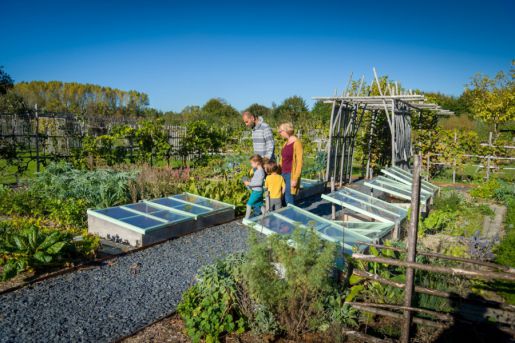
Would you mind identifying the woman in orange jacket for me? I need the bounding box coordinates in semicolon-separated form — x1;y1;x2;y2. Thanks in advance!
278;122;303;205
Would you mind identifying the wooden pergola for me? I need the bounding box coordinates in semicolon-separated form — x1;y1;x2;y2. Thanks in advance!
313;68;453;186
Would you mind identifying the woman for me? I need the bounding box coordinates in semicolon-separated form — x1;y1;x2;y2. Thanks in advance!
278;122;303;205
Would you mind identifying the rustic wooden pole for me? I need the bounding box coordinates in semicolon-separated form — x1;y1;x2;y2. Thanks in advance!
401;154;421;343
452;131;457;184
331;176;336;220
486;131;492;180
325;97;337;182
35;104;40;173
352;269;515;312
349;303;447;328
355;241;514;272
426;154;430;180
352;254;515;282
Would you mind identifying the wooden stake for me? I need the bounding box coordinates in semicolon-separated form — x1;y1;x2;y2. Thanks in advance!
401;154;422;343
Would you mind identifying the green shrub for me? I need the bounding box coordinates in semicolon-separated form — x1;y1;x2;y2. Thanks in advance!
241;229;339;336
470;179;501;199
0;220;99;280
177;255;246;343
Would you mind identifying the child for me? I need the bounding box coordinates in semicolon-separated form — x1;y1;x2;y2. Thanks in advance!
264;161;286;211
243;155;265;218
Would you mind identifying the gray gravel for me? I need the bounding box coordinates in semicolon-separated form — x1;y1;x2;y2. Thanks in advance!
0;221;249;343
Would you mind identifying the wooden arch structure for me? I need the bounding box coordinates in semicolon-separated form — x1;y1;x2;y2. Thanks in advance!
314;69;453;186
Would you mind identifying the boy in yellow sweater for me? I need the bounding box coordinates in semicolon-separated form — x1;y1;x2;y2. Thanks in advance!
264;161;286;211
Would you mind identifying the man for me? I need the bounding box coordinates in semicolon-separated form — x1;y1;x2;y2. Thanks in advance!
242;111;275;160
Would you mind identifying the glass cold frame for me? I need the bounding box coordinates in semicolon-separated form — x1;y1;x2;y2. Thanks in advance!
150;197;212;215
390;166;439;191
365;177;429;202
119;215;164;229
382;168;435;194
171;193;230;210
243;205;372;253
322;188;407;223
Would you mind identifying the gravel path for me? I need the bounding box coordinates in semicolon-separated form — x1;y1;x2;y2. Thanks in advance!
0;221;249;343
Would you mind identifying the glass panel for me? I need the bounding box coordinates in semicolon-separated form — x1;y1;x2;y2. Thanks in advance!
377;175;432;195
385;168;436;193
96;207;135;219
120;215;163;229
252;213;297;235
300;179;322;189
366;179;429;202
338;188;407;217
125;202;162;214
279;207;331;231
326;192;402;222
248;206;371;248
150;210;189;222
390;167;438;191
151;198;212;215
172;193;228;210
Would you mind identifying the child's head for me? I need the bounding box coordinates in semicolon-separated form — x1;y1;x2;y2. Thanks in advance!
264;161;281;174
249;154;264;169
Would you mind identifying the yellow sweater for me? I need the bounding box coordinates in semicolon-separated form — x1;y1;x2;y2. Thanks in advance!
265;173;286;199
279;139;303;195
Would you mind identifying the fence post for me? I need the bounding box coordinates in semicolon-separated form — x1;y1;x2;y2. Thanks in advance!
452;131;457;184
486;132;492;180
35;104;40;173
330;176;336;220
401;154;422;343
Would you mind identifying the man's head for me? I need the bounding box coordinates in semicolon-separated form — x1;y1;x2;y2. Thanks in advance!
242;111;257;128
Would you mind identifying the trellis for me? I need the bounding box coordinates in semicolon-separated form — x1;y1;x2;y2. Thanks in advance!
314;68;453;185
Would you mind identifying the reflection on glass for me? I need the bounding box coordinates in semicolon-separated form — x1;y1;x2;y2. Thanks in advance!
151;198;211;214
120;215;162;229
172;194;228;209
97;207;135;219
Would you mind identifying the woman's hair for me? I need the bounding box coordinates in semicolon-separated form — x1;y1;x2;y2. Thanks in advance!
249;154;264;167
279;122;294;135
264;161;281;174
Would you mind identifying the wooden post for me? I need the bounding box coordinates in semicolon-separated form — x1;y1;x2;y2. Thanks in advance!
35;104;40;173
325;98;336;182
331;176;336;220
426;154;430;181
401;154;422;343
486;132;492;180
452;131;457;184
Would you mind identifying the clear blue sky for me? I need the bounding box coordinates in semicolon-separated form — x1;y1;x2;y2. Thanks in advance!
2;0;514;112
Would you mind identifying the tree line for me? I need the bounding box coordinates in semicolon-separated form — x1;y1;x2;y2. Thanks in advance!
1;62;513;136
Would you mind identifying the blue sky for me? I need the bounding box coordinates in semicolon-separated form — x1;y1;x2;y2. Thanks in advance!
2;0;514;112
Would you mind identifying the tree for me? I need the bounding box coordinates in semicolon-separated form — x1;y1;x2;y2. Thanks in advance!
244;103;271;119
310;100;332;126
464;61;515;138
0;66;14;95
10;81;150;116
201;98;240;125
273;96;309;125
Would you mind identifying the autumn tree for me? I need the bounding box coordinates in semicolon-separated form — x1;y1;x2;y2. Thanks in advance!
464;61;515;138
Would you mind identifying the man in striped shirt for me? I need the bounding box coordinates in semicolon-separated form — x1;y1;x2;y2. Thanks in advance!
242;111;275;161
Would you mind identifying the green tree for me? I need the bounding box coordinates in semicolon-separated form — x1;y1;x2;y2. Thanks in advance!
273;96;309;126
310;100;332;126
464;61;515;138
0;66;14;95
244;103;271;119
201;98;240;125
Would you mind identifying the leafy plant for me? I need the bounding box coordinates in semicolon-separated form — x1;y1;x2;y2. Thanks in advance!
1;225;67;280
177;255;246;343
241;228;339;336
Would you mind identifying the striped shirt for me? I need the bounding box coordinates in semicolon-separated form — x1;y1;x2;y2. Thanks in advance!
252;117;275;160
